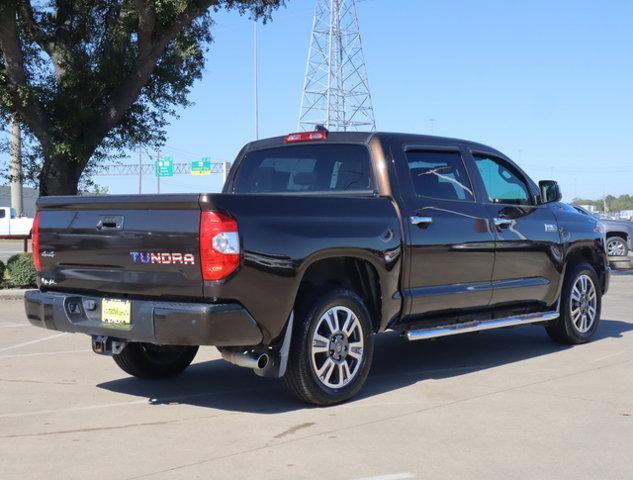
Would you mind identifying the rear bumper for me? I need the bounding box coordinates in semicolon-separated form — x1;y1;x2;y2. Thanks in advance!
24;290;263;347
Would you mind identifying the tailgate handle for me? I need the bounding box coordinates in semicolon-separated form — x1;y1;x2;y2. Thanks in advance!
97;216;124;230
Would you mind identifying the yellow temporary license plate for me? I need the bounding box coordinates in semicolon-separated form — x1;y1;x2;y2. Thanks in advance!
101;299;131;326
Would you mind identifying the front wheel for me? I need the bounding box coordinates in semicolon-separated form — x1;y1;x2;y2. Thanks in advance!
606;236;629;257
113;343;198;379
282;289;374;406
546;262;602;345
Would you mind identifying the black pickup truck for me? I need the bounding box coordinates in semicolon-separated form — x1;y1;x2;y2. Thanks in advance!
25;131;610;405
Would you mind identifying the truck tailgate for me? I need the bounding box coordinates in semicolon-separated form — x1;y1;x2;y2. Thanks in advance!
37;195;203;299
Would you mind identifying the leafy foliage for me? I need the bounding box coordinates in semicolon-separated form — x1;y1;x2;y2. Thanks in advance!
5;253;37;288
0;0;284;195
572;195;633;213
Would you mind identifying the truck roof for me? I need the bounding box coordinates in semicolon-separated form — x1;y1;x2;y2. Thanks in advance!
244;131;506;158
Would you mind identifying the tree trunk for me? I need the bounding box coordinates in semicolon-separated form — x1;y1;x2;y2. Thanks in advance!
38;155;83;196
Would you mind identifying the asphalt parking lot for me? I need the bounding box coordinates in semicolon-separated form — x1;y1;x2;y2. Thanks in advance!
1;273;632;480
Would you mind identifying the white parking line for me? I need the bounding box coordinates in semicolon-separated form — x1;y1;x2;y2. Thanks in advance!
0;349;90;359
590;351;624;363
0;398;150;419
0;332;68;353
353;474;414;480
0;385;262;419
0;323;31;328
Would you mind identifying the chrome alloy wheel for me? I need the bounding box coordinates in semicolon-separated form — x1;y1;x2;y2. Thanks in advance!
570;274;598;334
607;238;626;256
310;306;364;389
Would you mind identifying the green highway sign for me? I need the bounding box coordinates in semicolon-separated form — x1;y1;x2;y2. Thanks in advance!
192;158;212;176
155;157;174;177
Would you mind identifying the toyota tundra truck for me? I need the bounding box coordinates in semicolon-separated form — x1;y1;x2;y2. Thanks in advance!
24;131;610;405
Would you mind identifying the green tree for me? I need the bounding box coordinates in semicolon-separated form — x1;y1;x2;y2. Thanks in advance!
571;198;600;209
572;195;633;212
0;0;283;195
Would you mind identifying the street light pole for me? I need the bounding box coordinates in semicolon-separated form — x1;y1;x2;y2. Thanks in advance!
222;162;229;187
138;148;142;194
254;21;259;140
156;147;161;194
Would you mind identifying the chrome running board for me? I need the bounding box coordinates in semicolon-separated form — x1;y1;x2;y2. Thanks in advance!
406;311;559;341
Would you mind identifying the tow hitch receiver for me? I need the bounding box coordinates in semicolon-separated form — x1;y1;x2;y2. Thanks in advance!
92;335;127;356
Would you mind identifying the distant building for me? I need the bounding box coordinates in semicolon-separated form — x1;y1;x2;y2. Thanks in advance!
0;186;38;217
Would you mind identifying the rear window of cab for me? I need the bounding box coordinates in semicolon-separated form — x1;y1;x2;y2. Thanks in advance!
235;144;372;194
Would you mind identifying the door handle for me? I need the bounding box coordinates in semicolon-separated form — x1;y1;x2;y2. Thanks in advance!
493;217;513;228
97;215;125;230
410;216;433;226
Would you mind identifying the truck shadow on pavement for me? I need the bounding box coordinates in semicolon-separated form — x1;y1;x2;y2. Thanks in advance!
97;319;633;413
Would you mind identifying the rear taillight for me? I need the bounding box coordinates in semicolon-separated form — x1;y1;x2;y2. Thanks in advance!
199;211;240;281
32;212;42;272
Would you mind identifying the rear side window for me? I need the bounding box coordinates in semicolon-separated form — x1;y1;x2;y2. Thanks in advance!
236;144;372;193
474;154;531;205
405;150;474;201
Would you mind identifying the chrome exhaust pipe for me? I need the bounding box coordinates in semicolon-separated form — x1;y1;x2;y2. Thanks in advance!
221;350;270;370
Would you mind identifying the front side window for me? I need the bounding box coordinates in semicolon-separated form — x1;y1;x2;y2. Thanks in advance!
474;154;531;205
236;144;372;193
405;150;474;201
0;209;5;219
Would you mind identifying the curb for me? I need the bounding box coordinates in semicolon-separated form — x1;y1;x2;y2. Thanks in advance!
0;289;29;300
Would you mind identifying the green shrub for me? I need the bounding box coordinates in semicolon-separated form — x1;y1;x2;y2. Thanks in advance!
6;254;18;268
0;260;5;288
6;253;37;288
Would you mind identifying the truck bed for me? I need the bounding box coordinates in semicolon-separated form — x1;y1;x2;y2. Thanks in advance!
36;192;403;343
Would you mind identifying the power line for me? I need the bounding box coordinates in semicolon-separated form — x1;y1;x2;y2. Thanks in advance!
93;162;229;176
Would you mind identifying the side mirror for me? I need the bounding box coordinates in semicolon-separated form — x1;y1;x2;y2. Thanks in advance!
539;180;562;204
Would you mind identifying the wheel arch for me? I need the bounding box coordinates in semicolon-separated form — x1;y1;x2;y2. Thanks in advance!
563;244;608;294
606;231;628;241
294;253;385;333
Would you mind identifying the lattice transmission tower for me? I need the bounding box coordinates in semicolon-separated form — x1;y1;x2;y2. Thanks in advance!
298;0;376;131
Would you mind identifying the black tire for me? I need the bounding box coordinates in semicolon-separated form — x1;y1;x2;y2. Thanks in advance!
606;236;629;257
282;289;374;406
546;262;601;345
113;343;198;379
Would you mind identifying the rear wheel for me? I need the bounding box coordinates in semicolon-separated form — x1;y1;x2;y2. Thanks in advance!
282;289;374;406
546;262;601;345
113;343;198;379
606;236;628;257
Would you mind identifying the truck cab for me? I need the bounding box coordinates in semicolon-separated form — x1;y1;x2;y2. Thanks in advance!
0;207;33;238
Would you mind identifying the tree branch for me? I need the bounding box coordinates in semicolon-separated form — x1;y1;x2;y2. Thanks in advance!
19;1;53;53
98;0;218;137
0;1;51;151
17;1;68;80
